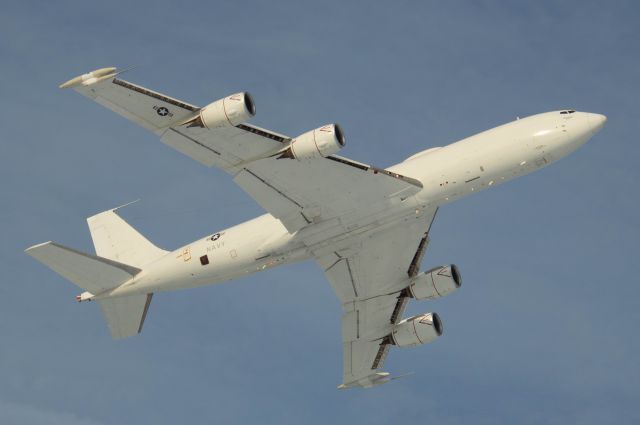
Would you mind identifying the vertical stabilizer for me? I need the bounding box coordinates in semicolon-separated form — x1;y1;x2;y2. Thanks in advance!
87;204;168;268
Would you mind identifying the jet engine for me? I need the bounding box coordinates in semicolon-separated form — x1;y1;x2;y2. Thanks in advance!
279;124;345;160
391;313;443;347
407;264;461;300
185;92;256;129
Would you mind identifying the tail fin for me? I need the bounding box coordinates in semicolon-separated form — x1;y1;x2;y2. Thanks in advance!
25;241;140;294
87;203;168;267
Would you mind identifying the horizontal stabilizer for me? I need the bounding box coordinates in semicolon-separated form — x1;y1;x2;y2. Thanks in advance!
25;241;140;294
99;293;153;339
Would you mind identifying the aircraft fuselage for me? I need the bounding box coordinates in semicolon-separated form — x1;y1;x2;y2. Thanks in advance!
103;110;606;299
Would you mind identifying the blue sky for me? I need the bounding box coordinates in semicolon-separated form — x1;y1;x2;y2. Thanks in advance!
1;1;639;424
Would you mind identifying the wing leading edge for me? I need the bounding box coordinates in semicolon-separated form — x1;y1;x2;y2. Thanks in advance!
64;68;422;233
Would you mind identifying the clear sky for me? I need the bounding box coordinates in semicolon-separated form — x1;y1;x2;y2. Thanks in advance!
1;1;639;424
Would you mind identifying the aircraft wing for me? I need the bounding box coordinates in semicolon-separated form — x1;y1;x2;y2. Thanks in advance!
65;68;422;232
314;207;438;388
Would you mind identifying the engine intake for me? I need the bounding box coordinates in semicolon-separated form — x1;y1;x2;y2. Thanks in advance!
391;312;443;347
186;92;255;129
278;124;345;160
408;264;461;300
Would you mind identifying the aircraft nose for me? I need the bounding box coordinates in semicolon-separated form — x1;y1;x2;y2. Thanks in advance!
586;113;607;133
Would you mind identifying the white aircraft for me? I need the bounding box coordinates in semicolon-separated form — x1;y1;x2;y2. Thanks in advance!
26;67;606;389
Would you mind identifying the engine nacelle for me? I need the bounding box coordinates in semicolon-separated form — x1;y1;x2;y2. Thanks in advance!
391;313;443;347
279;124;345;160
186;92;255;129
407;264;461;301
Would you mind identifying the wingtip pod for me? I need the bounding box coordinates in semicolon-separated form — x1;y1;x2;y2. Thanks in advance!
338;372;393;389
338;370;416;389
59;67;118;89
24;240;54;254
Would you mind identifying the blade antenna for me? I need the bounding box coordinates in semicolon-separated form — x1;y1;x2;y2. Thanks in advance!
113;65;140;77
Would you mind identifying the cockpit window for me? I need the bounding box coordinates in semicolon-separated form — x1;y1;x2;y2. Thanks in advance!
560;110;576;114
